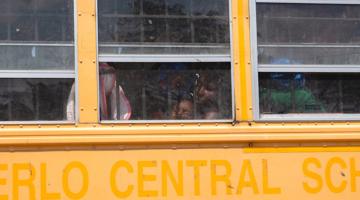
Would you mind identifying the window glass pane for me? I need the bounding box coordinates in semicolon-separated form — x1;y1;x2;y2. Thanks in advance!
0;21;7;41
167;0;190;15
143;0;165;15
259;73;360;114
0;45;74;70
192;0;228;16
257;3;360;65
0;79;73;121
258;47;360;65
143;18;167;42
0;0;74;70
4;0;74;42
98;0;230;55
99;62;232;120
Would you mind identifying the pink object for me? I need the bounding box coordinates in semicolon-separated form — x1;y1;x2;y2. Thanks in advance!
99;63;131;120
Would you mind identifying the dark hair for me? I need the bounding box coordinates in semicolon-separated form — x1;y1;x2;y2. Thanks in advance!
177;93;193;102
197;72;221;91
99;63;116;75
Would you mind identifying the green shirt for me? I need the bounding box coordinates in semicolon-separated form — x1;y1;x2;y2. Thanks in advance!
261;88;325;113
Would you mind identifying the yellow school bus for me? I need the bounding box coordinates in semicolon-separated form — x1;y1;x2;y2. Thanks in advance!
1;0;360;199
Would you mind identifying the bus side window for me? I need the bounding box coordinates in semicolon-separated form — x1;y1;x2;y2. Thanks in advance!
0;0;75;121
255;3;360;119
97;0;233;121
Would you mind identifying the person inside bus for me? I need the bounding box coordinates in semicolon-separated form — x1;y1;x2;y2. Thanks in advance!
195;72;222;119
66;63;132;121
259;58;325;113
99;62;132;120
171;95;194;120
66;83;75;121
146;63;196;119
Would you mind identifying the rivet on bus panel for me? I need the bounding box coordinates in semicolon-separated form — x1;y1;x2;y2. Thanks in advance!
78;12;82;16
0;125;3;128
180;124;184;127
146;124;150;127
197;123;201;127
94;107;97;111
38;125;41;128
163;124;167;127
57;125;60;128
80;107;84;111
19;125;23;128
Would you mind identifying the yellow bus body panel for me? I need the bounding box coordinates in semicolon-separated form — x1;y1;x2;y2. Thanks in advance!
0;146;360;199
77;0;98;123
1;0;360;199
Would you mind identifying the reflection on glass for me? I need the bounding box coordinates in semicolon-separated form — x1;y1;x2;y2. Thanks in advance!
143;0;166;15
1;0;73;42
168;19;191;43
258;47;360;65
0;46;74;70
167;0;190;15
0;0;74;70
192;0;228;16
143;18;167;42
257;3;360;65
0;0;9;14
38;17;64;41
0;21;7;40
98;0;230;54
11;17;35;41
257;3;360;44
194;19;229;43
0;79;73;121
260;73;360;114
99;62;232;120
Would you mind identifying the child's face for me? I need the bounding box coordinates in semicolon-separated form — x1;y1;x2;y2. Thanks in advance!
197;85;216;103
176;100;193;119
